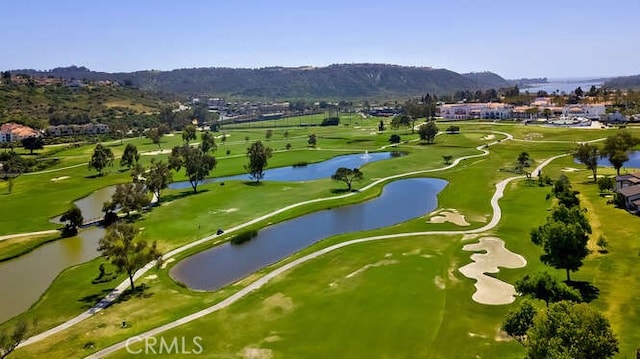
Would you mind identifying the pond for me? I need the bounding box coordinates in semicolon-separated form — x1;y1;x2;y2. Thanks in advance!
170;178;447;291
168;151;398;189
0;227;104;324
0;151;402;324
574;150;640;168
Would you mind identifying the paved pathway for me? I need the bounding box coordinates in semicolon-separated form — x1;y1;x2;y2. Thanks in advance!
0;229;59;242
86;148;568;358
19;130;567;356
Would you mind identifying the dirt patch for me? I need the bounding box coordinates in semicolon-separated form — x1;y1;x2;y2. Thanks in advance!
263;293;294;313
428;209;470;226
240;347;273;359
50;176;70;182
345;259;398;279
263;335;281;343
402;248;421;256
458;237;527;305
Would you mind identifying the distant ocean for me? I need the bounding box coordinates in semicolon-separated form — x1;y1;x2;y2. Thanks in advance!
519;78;605;95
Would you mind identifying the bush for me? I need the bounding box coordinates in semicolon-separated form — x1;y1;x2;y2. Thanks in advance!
320;117;340;126
292;162;308;167
230;229;258;245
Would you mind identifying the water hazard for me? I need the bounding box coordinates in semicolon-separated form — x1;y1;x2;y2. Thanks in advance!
170;178;447;290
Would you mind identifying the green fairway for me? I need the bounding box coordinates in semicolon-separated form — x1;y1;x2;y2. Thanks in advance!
3;119;640;358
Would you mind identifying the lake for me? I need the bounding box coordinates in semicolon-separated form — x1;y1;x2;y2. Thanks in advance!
171;178;447;291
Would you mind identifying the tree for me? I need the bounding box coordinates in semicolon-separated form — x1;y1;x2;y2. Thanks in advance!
146;159;172;203
378;120;386;132
601;131;640;175
245;141;273;183
146;128;163;149
103;182;150;217
442;155;453;165
120;143;139;169
531;205;591;282
0;152;25;194
516;152;533;172
331;167;363;191
574;86;584;97
169;145;216;193
88;143;114;176
390;114;411;129
283;130;289;138
515;272;581;306
182;125;197;145
527;301;618;359
21;136;44;155
98;222;161;291
597;176;615;193
308;134;317;147
389;134;401;144
418;121;439;143
200;131;217;153
60;204;84;237
551;175;580;208
574;143;600;182
265;129;273;140
502;300;537;346
0;320;28;359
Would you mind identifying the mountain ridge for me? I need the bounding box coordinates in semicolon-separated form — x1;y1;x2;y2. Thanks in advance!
7;63;512;100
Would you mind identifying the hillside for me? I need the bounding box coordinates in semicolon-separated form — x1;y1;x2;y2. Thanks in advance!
12;64;511;100
0;79;179;129
604;74;640;89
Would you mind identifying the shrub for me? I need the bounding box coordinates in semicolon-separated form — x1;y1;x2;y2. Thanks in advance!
231;230;258;245
320;117;340;126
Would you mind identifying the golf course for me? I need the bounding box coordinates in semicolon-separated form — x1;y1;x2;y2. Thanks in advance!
1;116;639;358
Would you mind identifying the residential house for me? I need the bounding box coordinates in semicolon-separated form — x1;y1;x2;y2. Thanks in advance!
615;172;640;211
0;122;41;142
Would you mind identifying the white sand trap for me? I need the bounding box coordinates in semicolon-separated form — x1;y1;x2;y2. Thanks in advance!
165;133;175;137
428;209;470;226
345;259;398;279
458;237;527;305
142;149;172;156
50;176;70;182
586;174;605;179
215;134;229;139
482;134;495;140
161;257;175;269
561;167;581;172
145;274;158;280
240;347;273;359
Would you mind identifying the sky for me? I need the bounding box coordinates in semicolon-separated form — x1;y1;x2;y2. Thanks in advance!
2;0;638;79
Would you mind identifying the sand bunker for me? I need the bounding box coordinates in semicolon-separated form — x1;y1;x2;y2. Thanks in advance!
434;276;446;289
458;237;526;305
345;259;398;279
482;134;495;140
161;257;175;269
141;149;172;156
561;167;581;172
50;176;70;182
145;274;158;280
428;209;470;226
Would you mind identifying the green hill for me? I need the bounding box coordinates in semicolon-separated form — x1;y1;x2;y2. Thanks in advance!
11;64;510;101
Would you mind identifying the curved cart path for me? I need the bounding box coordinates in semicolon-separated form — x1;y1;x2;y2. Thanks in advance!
17;130;558;355
85;150;566;358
